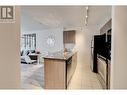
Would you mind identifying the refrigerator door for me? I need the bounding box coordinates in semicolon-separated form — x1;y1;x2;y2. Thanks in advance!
92;34;106;73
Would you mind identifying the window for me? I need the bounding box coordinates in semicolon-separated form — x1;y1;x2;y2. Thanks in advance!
21;33;36;50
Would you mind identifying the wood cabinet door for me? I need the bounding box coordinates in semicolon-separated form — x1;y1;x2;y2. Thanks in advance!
44;59;66;89
100;19;111;35
63;30;76;43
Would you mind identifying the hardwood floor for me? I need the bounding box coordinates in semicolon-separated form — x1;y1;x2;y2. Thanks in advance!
21;59;102;89
21;63;44;89
68;62;102;89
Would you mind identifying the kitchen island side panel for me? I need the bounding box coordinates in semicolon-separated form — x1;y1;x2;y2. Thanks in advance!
44;59;66;89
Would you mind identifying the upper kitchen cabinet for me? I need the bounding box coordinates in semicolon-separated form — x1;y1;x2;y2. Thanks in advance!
100;19;111;35
63;30;76;44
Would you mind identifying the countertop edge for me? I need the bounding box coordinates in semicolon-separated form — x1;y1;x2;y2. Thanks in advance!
43;51;77;61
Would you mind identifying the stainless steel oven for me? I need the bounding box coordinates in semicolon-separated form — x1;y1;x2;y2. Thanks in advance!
97;54;110;89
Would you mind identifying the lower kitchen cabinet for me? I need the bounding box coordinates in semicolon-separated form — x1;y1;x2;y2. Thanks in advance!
44;52;77;89
97;55;110;89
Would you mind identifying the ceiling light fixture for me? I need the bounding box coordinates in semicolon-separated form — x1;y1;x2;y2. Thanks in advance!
85;6;89;26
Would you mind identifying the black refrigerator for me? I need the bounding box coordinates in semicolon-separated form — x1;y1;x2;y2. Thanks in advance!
91;34;106;73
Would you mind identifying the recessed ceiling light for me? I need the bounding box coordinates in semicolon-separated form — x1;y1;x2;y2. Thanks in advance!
85;6;89;26
86;6;89;10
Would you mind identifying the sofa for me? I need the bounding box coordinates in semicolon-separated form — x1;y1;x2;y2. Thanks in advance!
21;50;37;64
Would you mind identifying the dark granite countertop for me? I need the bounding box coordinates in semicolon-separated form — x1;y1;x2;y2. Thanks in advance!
43;51;77;61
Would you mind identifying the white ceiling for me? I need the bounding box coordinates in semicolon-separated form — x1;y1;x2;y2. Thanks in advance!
21;6;111;31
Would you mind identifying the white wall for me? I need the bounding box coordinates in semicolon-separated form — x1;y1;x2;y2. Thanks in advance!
0;7;21;88
22;24;101;67
22;28;64;55
111;6;127;89
76;27;100;65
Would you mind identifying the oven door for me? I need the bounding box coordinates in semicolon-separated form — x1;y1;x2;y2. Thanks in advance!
97;55;107;89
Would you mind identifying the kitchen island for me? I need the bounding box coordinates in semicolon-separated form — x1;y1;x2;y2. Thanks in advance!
44;51;77;89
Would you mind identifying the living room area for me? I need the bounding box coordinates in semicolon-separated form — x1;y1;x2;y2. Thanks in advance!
20;33;44;89
20;38;44;89
20;6;64;89
20;8;45;89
